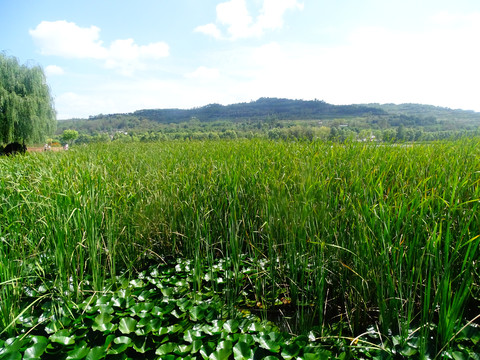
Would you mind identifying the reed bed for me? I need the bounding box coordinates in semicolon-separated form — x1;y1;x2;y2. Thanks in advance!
0;139;479;354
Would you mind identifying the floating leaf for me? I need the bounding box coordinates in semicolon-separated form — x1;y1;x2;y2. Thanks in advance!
208;340;233;360
399;345;418;357
171;309;185;319
111;296;126;308
107;336;132;355
155;342;176;356
258;334;281;353
137;315;153;327
44;320;62;334
144;318;162;333
246;322;263;332
65;341;89;360
184;329;203;343
157;302;176;315
133;337;149;354
93;312;113;326
118;317;137;334
23;336;48;360
85;346;105;360
459;325;480;344
160;287;174;297
452;350;469;360
92;321;116;332
129;279;145;288
191;340;203;354
237;334;255;346
281;342;301;360
0;337;27;355
96;295;112;306
17;315;35;328
150;305;164;316
130;302;154;315
177;298;193;312
189;306;206;321
0;352;22;360
167;323;184;333
176;343;193;356
199;342;216;359
303;348;332;360
223;319;239;333
49;329;75;345
233;341;254;360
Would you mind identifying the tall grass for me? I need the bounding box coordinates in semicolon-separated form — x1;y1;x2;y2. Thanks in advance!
0;139;479;353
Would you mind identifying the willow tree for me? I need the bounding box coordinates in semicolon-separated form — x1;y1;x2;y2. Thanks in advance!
0;53;56;145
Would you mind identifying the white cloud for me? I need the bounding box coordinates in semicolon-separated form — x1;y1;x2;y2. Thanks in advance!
194;23;223;39
257;0;304;30
30;20;169;75
30;21;107;59
429;11;480;27
105;39;169;75
139;42;170;59
217;0;259;39
196;0;303;40
45;65;65;76
184;66;220;79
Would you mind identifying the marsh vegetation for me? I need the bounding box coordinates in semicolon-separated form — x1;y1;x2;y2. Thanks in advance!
1;139;479;358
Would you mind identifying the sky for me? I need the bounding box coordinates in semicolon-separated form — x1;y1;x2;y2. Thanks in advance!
2;0;480;119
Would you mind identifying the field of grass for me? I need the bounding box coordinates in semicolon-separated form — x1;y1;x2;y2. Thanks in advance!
1;139;479;358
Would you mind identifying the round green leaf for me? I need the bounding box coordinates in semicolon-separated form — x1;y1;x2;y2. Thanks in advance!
118;317;137;334
108;336;132;355
258;335;281;353
233;341;254;360
66;341;90;360
209;340;233;360
49;330;75;346
93;312;114;330
189;306;206;321
155;342;176;356
223;319;240;333
85;346;105;360
23;336;48;360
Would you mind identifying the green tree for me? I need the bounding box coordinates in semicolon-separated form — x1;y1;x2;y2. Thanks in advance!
61;129;79;144
0;54;56;145
396;124;406;142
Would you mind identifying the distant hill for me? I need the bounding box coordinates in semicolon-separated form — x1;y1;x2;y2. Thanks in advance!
94;97;387;123
363;103;480;124
57;98;480;135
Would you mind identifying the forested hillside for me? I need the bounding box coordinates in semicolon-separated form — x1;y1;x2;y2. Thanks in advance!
56;98;480;143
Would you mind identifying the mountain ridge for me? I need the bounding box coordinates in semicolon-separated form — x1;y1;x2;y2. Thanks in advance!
69;97;480;123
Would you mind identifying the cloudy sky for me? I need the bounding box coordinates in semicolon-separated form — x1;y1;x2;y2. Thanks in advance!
2;0;480;119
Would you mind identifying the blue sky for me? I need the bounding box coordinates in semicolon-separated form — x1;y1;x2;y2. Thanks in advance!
2;0;480;119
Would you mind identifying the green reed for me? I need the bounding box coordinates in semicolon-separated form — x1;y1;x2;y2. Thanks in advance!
0;139;479;354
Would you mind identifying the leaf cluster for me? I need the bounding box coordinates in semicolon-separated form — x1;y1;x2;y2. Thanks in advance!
0;258;351;360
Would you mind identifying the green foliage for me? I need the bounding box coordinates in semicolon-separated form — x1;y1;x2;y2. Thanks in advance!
0;53;56;144
56;98;480;144
61;129;78;144
0;258;353;359
1;139;480;358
